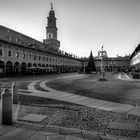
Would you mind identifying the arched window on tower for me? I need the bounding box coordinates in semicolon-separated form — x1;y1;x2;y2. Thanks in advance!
48;33;53;39
49;19;52;23
49;34;51;38
8;50;11;57
0;49;2;56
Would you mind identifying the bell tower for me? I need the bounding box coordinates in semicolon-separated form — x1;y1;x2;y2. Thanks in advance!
43;3;60;51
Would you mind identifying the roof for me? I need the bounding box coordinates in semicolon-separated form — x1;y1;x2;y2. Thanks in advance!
130;43;140;60
0;38;80;61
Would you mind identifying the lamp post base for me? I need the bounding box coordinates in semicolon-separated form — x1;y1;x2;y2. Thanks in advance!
98;77;107;81
98;71;107;81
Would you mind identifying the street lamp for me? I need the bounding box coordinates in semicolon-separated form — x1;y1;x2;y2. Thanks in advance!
98;45;107;81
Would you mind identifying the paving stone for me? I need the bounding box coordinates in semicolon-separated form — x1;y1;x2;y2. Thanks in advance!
21;114;47;123
59;95;81;101
49;93;71;99
68;97;87;102
99;135;117;140
108;122;138;131
0;136;12;140
60;127;81;135
97;102;133;113
0;126;18;136
128;106;140;116
68;133;83;138
75;98;98;105
22;123;44;131
106;134;140;140
39;131;57;136
87;100;108;108
65;135;84;140
3;127;25;137
14;130;36;140
54;94;74;99
82;130;101;140
27;132;46;140
47;135;65;140
42;125;60;134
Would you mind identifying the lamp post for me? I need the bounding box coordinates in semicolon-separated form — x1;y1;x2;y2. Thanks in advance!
100;46;104;78
98;45;107;81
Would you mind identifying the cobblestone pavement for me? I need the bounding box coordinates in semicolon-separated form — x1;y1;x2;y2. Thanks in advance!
0;122;133;140
0;73;140;140
21;73;139;116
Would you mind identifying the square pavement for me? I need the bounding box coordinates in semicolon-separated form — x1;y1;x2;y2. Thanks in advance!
128;106;140;117
108;121;139;131
21;114;47;123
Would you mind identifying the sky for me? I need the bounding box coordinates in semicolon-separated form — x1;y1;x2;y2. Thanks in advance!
0;0;140;58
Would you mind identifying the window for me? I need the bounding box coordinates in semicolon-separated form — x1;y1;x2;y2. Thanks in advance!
39;56;41;60
8;50;11;57
23;53;25;59
0;49;2;56
16;52;19;58
29;54;32;59
34;55;36;60
43;56;45;61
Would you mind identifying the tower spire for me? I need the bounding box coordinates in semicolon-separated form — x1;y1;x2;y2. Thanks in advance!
51;2;53;10
43;2;60;52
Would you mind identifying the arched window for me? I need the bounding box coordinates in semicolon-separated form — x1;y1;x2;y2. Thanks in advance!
39;56;41;60
0;49;2;56
29;54;32;59
23;53;25;59
16;52;19;58
34;55;36;60
8;50;11;57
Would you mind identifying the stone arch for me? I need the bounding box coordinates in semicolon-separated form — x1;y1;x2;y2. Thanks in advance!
21;62;27;75
0;60;5;76
109;66;113;72
105;66;108;72
6;61;13;76
28;63;32;67
0;49;2;56
14;62;20;75
42;64;45;67
33;63;37;67
38;63;41;67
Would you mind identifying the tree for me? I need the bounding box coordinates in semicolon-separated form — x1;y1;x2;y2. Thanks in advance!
85;51;96;73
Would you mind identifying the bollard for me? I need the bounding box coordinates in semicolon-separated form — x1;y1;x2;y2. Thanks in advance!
12;82;19;104
0;81;1;98
2;88;12;125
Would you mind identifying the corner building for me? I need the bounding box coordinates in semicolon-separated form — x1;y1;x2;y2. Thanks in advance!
0;6;81;77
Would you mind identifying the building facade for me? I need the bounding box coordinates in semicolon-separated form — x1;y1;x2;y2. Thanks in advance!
0;4;130;77
0;5;81;77
130;43;140;71
81;52;130;73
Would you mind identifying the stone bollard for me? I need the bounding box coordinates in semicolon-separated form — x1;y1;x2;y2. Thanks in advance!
12;82;19;104
0;81;1;98
2;88;12;125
